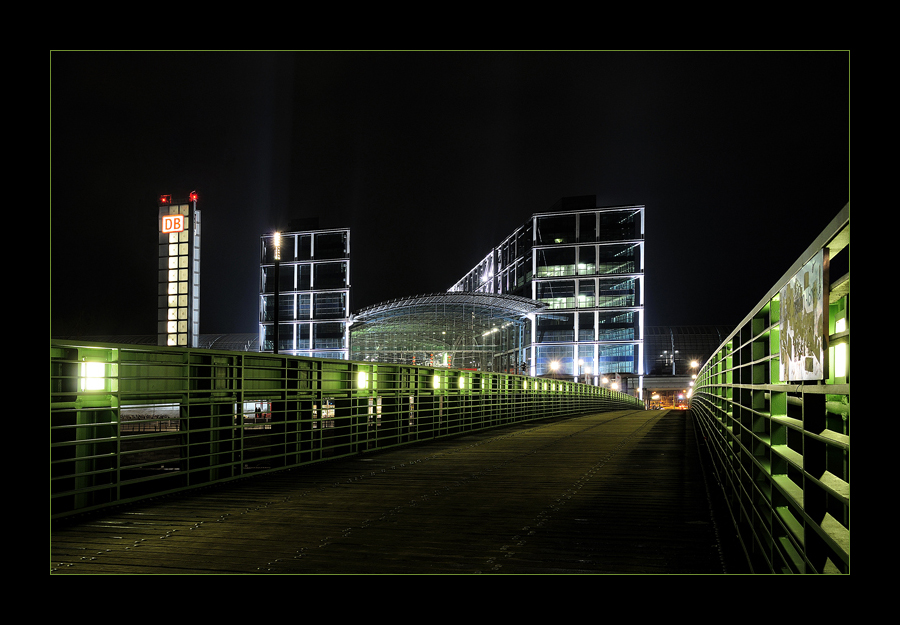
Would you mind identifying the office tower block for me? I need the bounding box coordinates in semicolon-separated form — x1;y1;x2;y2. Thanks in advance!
450;196;644;381
259;226;351;359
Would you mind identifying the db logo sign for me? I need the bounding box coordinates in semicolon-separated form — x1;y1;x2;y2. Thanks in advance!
162;215;185;233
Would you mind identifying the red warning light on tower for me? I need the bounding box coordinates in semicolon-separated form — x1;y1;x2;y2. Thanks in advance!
159;194;172;204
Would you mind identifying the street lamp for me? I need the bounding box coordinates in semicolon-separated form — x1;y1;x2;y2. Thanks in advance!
273;231;281;354
550;360;559;380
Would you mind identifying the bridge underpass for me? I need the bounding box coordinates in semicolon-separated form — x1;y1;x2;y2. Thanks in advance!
51;409;747;575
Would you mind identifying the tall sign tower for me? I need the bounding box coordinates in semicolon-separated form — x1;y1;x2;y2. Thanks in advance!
157;192;201;347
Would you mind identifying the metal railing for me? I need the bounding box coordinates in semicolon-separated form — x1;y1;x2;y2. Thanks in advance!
50;343;643;519
688;204;850;574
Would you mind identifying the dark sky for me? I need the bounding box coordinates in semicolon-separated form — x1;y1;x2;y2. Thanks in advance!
51;51;849;337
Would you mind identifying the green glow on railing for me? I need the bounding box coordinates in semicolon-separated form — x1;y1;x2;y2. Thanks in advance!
51;341;643;520
688;206;849;574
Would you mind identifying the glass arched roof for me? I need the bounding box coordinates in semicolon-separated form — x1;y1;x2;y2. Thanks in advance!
349;292;545;370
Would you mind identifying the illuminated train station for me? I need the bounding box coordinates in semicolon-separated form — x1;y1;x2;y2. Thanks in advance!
259;196;646;388
349;292;545;372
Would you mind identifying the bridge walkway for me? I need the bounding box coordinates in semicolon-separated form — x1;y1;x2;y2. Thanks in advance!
50;409;747;574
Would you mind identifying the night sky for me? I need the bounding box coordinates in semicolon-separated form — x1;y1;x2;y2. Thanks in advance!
50;51;849;338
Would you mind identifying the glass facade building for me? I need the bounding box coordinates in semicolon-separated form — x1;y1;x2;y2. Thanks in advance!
157;193;200;348
449;196;644;381
259;227;351;359
349;292;544;372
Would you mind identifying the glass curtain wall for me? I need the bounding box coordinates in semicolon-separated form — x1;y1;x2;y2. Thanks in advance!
530;204;643;380
450;198;644;382
259;228;350;359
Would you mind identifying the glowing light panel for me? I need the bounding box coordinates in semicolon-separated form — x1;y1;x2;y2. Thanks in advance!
81;361;105;391
835;318;847;377
162;214;185;233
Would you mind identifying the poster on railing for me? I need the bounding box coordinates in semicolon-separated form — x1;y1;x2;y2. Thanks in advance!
779;249;828;381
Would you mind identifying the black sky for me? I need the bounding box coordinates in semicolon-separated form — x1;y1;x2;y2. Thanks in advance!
50;51;849;337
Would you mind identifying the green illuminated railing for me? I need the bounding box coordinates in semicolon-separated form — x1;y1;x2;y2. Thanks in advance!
50;343;643;519
688;204;850;574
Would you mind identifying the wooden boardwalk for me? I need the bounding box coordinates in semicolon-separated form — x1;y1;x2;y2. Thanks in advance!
50;409;747;575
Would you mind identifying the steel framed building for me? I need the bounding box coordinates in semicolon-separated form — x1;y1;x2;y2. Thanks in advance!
349;292;545;372
449;196;644;382
259;226;351;360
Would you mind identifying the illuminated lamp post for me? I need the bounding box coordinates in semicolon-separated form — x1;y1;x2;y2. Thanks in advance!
273;231;281;354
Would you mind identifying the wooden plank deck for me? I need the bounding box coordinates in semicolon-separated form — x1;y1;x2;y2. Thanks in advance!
50;409;747;575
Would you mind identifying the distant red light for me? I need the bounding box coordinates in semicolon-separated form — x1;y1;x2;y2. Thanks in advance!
189;191;198;202
159;194;171;204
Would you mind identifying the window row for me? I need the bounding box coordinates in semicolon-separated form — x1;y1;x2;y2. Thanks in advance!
262;231;349;263
261;292;348;321
261;261;348;292
535;311;639;342
535;278;638;310
261;322;347;352
535;211;641;245
533;342;640;377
